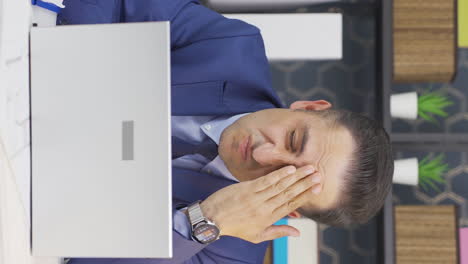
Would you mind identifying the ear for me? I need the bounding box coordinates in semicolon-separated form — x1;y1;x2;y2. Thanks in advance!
290;100;332;111
288;210;301;218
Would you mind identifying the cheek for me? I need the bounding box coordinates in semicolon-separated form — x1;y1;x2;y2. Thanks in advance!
251;165;282;179
240;112;278;128
302;190;326;211
218;139;232;162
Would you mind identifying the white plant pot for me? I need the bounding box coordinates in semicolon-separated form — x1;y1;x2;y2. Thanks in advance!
390;92;418;119
393;158;419;186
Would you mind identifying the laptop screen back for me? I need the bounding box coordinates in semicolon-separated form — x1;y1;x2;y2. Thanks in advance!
30;22;171;258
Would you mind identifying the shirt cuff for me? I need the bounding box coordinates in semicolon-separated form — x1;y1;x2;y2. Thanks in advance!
174;208;192;240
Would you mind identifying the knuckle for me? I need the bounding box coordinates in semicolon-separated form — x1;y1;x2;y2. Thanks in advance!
282;189;295;200
258;177;271;187
265;171;277;181
265;177;275;186
287;200;298;209
274;181;287;192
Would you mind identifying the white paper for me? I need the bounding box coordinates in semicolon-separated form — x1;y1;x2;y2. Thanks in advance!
224;13;342;60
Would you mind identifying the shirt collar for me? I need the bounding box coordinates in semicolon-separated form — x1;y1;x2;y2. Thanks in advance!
200;113;250;145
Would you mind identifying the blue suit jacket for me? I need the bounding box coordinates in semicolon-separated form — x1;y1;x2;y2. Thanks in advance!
59;0;285;263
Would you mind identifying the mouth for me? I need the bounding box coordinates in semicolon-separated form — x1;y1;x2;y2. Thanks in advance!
239;135;251;161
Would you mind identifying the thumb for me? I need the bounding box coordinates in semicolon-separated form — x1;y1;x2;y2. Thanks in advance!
259;225;300;242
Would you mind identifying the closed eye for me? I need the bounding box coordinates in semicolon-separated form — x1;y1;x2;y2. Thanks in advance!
290;130;296;152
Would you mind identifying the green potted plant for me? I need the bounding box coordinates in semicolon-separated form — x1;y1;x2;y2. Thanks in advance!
390;91;453;123
418;153;449;192
393;153;449;192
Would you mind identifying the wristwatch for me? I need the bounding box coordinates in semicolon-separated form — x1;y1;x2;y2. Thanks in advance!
185;200;221;244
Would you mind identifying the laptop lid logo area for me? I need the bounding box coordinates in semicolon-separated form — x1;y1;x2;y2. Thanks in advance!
122;120;134;161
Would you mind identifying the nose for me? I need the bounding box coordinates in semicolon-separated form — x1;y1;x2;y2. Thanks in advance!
252;142;290;166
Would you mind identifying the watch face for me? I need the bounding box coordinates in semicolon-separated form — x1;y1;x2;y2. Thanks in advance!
193;223;220;244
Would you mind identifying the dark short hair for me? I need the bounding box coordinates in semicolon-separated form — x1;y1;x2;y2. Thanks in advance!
296;109;394;227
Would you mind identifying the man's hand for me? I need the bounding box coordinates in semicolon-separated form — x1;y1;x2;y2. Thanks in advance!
199;165;321;244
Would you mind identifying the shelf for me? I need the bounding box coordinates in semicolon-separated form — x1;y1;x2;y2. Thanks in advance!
375;0;394;263
392;141;468;152
391;133;468;143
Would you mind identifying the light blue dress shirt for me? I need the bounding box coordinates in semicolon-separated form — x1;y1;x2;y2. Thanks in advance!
172;113;248;239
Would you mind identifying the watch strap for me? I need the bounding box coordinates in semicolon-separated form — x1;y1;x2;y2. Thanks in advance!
187;200;205;226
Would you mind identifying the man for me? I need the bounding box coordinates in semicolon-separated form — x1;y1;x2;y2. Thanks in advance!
59;0;394;263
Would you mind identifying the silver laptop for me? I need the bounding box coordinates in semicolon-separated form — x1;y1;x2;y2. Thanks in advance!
30;22;172;258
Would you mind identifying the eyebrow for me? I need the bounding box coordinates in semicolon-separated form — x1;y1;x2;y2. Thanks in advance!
296;124;309;157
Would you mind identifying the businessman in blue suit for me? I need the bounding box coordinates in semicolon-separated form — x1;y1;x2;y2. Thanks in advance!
59;0;394;263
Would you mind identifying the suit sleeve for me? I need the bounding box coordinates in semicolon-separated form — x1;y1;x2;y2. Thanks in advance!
120;0;259;50
58;0;258;49
173;209;192;240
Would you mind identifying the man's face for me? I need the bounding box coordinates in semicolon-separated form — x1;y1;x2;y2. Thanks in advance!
218;101;355;211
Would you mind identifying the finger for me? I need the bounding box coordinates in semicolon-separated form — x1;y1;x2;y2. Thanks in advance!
256;225;300;243
272;185;320;220
265;173;320;211
257;166;317;201
252;165;297;192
